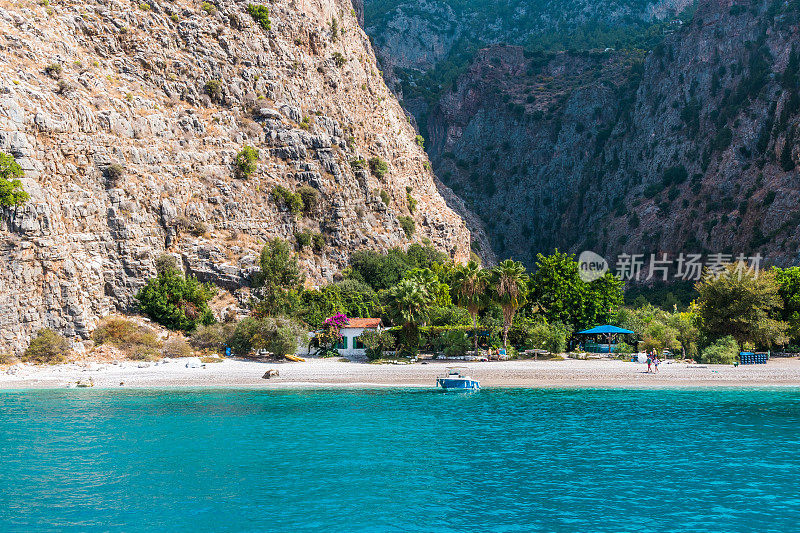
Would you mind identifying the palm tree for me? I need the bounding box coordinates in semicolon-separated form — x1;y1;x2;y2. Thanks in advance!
491;259;529;350
405;267;451;307
387;277;435;354
451;260;491;355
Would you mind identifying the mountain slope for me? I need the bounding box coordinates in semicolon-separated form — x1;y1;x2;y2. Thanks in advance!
0;0;477;352
425;0;800;267
363;0;691;124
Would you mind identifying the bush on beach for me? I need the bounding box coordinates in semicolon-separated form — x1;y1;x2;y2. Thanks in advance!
700;335;739;364
161;337;192;358
228;317;304;358
23;328;70;364
92;317;162;360
190;322;236;354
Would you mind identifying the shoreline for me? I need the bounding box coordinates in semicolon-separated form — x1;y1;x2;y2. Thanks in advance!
2;357;800;390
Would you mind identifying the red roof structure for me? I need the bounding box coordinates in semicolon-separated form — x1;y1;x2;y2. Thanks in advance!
344;318;382;328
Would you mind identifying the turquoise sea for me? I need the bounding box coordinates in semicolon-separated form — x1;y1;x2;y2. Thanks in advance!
1;388;799;532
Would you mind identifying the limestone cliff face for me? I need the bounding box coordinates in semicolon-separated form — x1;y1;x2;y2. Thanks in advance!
428;45;645;262
0;0;475;352
428;0;800;267
363;0;691;118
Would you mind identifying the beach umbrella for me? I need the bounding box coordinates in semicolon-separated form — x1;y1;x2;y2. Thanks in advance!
576;325;634;354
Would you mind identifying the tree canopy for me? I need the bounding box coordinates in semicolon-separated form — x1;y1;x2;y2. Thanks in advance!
696;264;788;348
529;250;623;328
135;263;216;331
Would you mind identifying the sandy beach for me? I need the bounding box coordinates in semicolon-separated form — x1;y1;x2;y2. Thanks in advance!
2;356;800;389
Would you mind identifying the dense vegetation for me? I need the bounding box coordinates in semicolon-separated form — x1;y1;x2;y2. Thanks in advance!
233;244;800;359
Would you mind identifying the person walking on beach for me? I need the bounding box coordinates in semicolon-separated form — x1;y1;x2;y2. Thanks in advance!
646;351;652;373
654;355;660;373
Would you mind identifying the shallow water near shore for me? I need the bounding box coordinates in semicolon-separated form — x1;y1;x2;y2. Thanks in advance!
1;388;799;532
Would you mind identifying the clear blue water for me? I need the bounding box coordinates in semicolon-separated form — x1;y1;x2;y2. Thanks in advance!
1;388;799;532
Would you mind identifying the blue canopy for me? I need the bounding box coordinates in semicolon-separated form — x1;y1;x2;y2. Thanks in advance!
577;325;634;335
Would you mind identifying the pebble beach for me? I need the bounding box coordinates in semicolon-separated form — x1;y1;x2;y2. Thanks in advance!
3;356;800;389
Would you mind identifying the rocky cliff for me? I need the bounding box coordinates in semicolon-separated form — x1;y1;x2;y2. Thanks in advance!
0;0;477;352
427;0;800;267
363;0;691;126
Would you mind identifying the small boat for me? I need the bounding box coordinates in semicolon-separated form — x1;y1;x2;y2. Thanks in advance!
436;367;480;391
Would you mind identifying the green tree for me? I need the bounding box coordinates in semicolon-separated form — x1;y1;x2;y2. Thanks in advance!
530;250;622;328
234;146;258;178
525;318;572;354
136;267;216;331
773;266;800;343
0;152;29;208
491;259;529;349
404;268;450;307
451;260;490;355
254;238;303;290
700;335;739;364
583;273;624;325
386;277;436;354
696;264;788;347
668;310;701;358
346;244;448;292
530;250;586;325
229;316;302;357
251;239;305;317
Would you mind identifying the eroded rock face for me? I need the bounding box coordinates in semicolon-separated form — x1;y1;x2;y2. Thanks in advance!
363;0;691;97
0;0;477;352
428;1;800;267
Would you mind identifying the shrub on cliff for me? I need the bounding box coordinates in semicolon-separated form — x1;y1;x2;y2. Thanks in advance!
406;187;417;213
246;4;271;30
105;163;125;186
0;152;30;208
44;63;62;79
271;185;303;215
204;79;223;102
369;157;388;179
298;185;319;214
234;145;258;178
201;1;216;15
135;267;217;332
24;329;70;364
349;157;366;171
398;216;415;238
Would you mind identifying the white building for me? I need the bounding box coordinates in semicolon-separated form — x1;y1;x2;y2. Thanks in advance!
337;318;382;357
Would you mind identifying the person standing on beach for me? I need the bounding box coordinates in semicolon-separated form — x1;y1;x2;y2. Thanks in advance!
654;355;660;373
647;352;652;373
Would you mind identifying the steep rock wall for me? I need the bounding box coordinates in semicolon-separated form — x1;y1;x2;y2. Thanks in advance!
0;0;476;352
